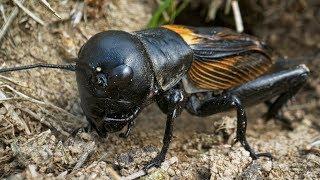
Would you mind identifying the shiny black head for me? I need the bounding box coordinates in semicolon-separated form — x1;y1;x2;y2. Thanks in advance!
76;30;154;134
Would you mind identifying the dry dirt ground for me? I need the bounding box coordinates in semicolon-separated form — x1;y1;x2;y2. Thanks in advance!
0;0;319;179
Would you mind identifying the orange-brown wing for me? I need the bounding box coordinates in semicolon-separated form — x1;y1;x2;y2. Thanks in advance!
163;25;274;90
188;53;272;90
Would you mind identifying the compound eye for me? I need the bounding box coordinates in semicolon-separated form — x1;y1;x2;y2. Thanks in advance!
109;65;133;87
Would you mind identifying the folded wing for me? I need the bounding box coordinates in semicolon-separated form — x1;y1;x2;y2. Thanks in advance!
163;25;274;91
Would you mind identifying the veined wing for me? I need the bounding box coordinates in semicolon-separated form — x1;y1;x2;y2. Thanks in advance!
163;25;274;90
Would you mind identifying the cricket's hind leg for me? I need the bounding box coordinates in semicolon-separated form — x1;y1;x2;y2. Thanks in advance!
264;65;309;130
186;65;310;159
263;78;306;130
187;93;272;159
264;100;293;130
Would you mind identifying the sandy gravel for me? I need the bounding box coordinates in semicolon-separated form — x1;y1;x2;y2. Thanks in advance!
0;0;319;179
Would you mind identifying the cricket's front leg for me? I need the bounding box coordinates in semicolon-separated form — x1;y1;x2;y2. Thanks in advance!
144;89;185;171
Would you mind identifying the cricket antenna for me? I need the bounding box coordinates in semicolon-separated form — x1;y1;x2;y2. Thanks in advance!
0;63;76;73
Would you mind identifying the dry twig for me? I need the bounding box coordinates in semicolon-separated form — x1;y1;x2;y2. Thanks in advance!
122;157;178;180
107;167;122;180
72;142;96;171
22;128;51;145
70;2;85;27
0;0;26;43
231;0;243;32
20;107;70;136
0;4;7;22
0;84;85;126
224;0;232;14
304;139;320;155
0;89;31;135
39;0;62;19
0;74;28;87
121;170;146;180
206;0;223;22
12;0;46;25
27;165;39;178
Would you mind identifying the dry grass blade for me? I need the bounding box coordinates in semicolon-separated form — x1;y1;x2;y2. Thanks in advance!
122;157;178;180
310;140;320;147
72;142;96;171
71;2;84;27
96;152;109;163
27;165;39;178
39;0;61;19
0;150;14;163
231;0;243;32
206;0;223;22
22;129;51;145
0;85;86;127
12;0;46;26
0;122;14;137
304;139;320;155
0;0;26;43
0;4;7;22
121;170;146;180
224;0;232;14
20;108;70;137
0;89;31;135
0;74;28;87
107;167;122;180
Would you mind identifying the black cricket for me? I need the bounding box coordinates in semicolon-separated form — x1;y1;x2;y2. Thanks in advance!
0;25;309;170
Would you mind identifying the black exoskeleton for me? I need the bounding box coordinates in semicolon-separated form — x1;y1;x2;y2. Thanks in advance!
0;25;310;171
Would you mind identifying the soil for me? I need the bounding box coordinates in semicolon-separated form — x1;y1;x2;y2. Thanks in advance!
0;0;319;179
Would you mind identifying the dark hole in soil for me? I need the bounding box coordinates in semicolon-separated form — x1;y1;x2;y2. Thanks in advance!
174;1;264;34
